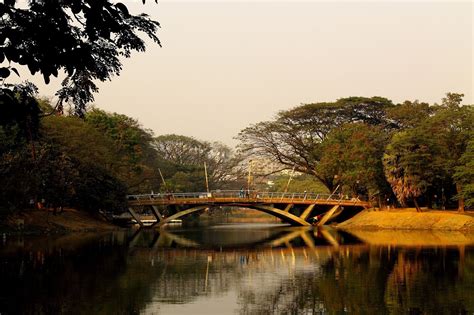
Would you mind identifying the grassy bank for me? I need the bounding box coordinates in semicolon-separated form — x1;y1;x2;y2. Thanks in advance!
337;208;474;231
0;208;117;235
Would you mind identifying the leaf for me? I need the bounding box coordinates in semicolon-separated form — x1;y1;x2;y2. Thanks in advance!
115;3;129;17
71;3;82;14
0;67;10;78
10;67;20;77
18;54;28;65
27;62;39;75
43;73;50;84
0;52;4;64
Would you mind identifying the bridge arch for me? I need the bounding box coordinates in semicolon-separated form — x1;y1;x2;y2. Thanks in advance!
158;204;311;227
158;205;209;227
250;205;311;226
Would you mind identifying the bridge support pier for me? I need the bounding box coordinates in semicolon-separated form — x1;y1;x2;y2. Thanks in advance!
300;204;315;220
128;207;144;228
316;205;340;226
150;205;163;225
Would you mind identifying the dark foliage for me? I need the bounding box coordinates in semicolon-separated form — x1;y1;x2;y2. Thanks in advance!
0;0;160;116
0;83;40;140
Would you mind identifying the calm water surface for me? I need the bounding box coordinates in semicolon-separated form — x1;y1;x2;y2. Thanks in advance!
0;224;473;314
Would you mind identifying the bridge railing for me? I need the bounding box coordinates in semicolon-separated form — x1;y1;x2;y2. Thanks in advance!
127;190;360;202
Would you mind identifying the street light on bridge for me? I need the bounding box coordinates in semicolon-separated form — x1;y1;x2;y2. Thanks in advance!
247;159;253;194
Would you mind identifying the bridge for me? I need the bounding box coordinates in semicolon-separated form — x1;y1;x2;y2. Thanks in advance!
126;190;371;228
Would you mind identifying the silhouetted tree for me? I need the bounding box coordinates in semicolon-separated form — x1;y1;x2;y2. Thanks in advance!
0;0;160;116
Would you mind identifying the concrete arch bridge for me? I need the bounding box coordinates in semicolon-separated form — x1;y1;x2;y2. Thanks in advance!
126;190;371;228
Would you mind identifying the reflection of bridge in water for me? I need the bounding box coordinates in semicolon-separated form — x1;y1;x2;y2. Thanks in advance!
127;190;371;228
127;226;362;250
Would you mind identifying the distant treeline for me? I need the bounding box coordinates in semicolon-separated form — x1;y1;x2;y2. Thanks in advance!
0;89;472;214
238;93;473;212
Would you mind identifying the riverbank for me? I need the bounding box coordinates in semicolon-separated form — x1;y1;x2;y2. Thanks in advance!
0;208;117;235
337;208;474;231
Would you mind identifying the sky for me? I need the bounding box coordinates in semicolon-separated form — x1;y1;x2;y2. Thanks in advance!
24;1;473;146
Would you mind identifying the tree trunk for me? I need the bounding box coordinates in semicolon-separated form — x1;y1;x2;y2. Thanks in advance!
413;198;421;212
456;183;465;213
427;194;433;210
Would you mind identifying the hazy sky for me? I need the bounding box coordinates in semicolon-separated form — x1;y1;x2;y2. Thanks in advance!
26;1;473;146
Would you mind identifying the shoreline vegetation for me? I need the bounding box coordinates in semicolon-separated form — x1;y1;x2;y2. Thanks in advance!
1;94;472;232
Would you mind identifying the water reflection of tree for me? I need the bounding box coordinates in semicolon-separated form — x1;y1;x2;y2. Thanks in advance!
0;233;161;314
237;247;474;314
1;233;473;314
384;248;474;313
238;247;395;314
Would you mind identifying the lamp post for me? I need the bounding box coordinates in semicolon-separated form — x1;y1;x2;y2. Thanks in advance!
204;162;210;194
247;160;252;196
283;165;296;194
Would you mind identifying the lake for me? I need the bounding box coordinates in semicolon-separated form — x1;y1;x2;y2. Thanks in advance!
0;224;473;314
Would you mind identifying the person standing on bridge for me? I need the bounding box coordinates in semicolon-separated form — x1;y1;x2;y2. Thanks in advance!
240;187;244;198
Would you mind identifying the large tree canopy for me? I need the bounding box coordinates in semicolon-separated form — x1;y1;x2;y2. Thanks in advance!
237;96;394;191
0;0;160;116
238;93;473;210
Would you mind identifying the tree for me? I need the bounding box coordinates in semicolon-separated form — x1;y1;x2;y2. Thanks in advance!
237;97;394;191
266;173;329;193
423;95;473;212
0;132;37;212
383;130;441;211
0;0;160;116
85;108;161;192
42;115;116;169
38;114;128;213
0;105;129;214
454;137;474;208
154;134;210;166
0;86;42;212
383;94;473;212
316;123;391;199
154;134;242;191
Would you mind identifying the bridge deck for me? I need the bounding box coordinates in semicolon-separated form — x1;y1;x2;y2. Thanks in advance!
127;191;371;208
